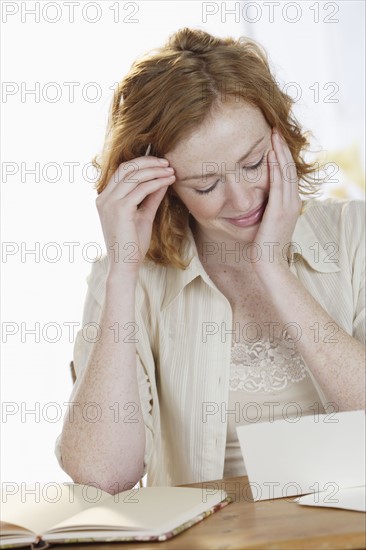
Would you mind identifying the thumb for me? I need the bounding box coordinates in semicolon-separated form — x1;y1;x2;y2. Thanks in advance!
140;186;168;220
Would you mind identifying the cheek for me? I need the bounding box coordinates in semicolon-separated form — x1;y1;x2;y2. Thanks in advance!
175;188;222;219
189;195;224;219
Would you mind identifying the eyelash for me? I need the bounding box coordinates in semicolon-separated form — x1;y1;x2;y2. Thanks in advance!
195;154;265;195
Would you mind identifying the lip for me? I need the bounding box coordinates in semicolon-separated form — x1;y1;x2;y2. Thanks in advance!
224;200;267;228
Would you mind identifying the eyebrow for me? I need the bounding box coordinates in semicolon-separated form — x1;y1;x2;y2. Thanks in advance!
179;136;265;182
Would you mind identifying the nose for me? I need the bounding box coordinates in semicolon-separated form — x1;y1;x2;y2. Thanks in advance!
222;172;257;212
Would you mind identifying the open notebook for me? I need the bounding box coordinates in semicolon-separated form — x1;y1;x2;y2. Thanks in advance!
0;483;231;548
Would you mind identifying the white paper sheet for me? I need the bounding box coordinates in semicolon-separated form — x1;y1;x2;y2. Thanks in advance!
236;410;365;502
295;486;366;512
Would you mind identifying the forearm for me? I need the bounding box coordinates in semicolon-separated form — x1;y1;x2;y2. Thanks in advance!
60;273;146;493
256;265;365;411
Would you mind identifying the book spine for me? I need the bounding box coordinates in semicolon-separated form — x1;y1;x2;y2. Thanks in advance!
31;540;52;549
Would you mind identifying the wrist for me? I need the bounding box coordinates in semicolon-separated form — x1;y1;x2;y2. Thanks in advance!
106;266;139;289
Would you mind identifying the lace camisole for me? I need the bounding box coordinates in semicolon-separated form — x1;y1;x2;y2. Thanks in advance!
223;333;325;477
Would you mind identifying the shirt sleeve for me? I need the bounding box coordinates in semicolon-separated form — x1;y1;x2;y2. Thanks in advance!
352;237;365;346
347;201;365;346
54;260;154;477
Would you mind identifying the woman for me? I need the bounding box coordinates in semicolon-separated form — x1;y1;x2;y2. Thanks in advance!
55;28;365;493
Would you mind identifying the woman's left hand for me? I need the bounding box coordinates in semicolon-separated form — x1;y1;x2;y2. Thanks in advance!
253;127;302;272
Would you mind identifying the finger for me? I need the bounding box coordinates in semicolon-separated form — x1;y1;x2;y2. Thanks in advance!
268;148;301;226
102;156;171;196
112;159;172;192
120;175;176;210
272;131;289;187
273;131;298;191
267;149;284;207
268;147;281;187
138;185;169;222
104;165;175;202
272;134;299;210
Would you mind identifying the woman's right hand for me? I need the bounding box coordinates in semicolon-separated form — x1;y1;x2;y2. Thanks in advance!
96;155;176;276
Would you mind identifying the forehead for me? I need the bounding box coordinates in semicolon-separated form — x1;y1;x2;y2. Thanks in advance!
165;101;269;176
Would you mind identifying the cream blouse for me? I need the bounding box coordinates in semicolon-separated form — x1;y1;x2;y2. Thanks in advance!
55;199;365;486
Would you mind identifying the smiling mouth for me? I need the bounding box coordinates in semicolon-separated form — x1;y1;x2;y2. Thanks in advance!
224;199;268;227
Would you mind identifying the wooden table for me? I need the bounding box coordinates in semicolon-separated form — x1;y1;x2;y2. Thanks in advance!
55;476;366;549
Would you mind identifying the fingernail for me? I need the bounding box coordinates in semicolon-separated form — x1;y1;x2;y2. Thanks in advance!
158;158;169;164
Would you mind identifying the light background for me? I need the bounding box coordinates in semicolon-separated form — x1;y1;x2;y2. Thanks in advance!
1;1;365;483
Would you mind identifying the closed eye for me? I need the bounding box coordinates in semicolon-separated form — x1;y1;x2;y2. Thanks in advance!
195;154;265;195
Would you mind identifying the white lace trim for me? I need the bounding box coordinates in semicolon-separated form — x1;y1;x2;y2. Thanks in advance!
230;335;308;393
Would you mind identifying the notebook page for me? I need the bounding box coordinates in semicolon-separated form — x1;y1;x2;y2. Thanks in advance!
0;483;111;535
47;487;224;534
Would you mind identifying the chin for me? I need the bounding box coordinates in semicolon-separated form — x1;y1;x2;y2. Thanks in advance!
216;224;259;247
